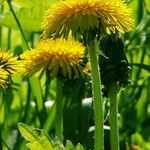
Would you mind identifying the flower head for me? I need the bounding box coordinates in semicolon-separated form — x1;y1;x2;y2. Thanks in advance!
20;38;87;79
42;0;134;38
0;51;20;89
0;67;9;89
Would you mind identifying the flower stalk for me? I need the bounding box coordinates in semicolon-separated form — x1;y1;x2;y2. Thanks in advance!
56;78;63;140
108;82;119;150
0;5;3;47
6;0;29;49
88;39;104;150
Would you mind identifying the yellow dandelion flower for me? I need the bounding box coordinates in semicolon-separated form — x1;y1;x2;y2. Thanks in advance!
0;67;9;89
0;51;20;89
20;38;86;79
42;0;134;38
0;52;20;74
84;60;91;74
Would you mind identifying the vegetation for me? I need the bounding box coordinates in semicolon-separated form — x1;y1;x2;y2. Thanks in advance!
0;0;150;150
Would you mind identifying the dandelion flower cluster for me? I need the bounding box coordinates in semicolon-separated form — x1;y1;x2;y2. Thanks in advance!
0;51;20;89
20;38;87;79
42;0;134;38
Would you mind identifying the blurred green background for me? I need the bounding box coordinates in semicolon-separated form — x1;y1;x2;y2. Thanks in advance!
0;0;150;149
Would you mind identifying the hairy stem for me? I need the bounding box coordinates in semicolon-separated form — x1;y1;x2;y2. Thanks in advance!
108;82;119;150
88;40;104;150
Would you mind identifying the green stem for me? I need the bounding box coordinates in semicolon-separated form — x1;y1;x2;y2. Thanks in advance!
45;70;51;101
108;82;119;150
7;29;11;49
13;82;31;150
0;5;3;47
30;32;34;48
1;138;11;150
22;81;31;123
88;40;104;150
56;78;63;140
6;0;29;49
0;26;2;47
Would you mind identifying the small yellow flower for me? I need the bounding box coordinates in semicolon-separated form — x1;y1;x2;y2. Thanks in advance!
20;38;87;79
84;60;91;74
42;0;134;38
0;51;20;89
0;67;9;89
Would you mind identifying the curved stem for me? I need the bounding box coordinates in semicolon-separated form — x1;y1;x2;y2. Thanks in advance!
108;82;119;150
56;78;63;140
6;0;29;49
88;40;104;150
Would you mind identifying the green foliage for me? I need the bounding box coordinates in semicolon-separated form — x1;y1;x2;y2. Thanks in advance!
18;123;63;150
0;6;41;31
65;140;84;150
0;0;150;149
18;123;84;150
0;0;58;32
131;63;150;72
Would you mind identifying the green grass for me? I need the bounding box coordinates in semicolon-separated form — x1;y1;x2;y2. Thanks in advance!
0;0;150;150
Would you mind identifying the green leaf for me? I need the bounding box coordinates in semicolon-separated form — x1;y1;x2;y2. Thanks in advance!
43;102;56;132
26;135;54;150
131;133;144;145
18;123;39;141
65;140;84;150
0;0;59;31
29;76;47;126
0;7;42;31
65;140;75;150
13;0;58;8
130;63;150;72
137;0;144;24
18;123;84;150
75;144;84;150
145;0;150;11
18;123;63;150
29;77;43;111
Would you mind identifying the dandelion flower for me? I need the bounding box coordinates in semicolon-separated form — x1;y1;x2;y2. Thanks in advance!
20;38;87;79
0;51;20;89
42;0;134;38
0;67;9;89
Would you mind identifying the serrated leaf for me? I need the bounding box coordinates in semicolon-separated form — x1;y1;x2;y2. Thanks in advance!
18;123;63;150
18;123;84;150
26;135;54;150
18;123;39;141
